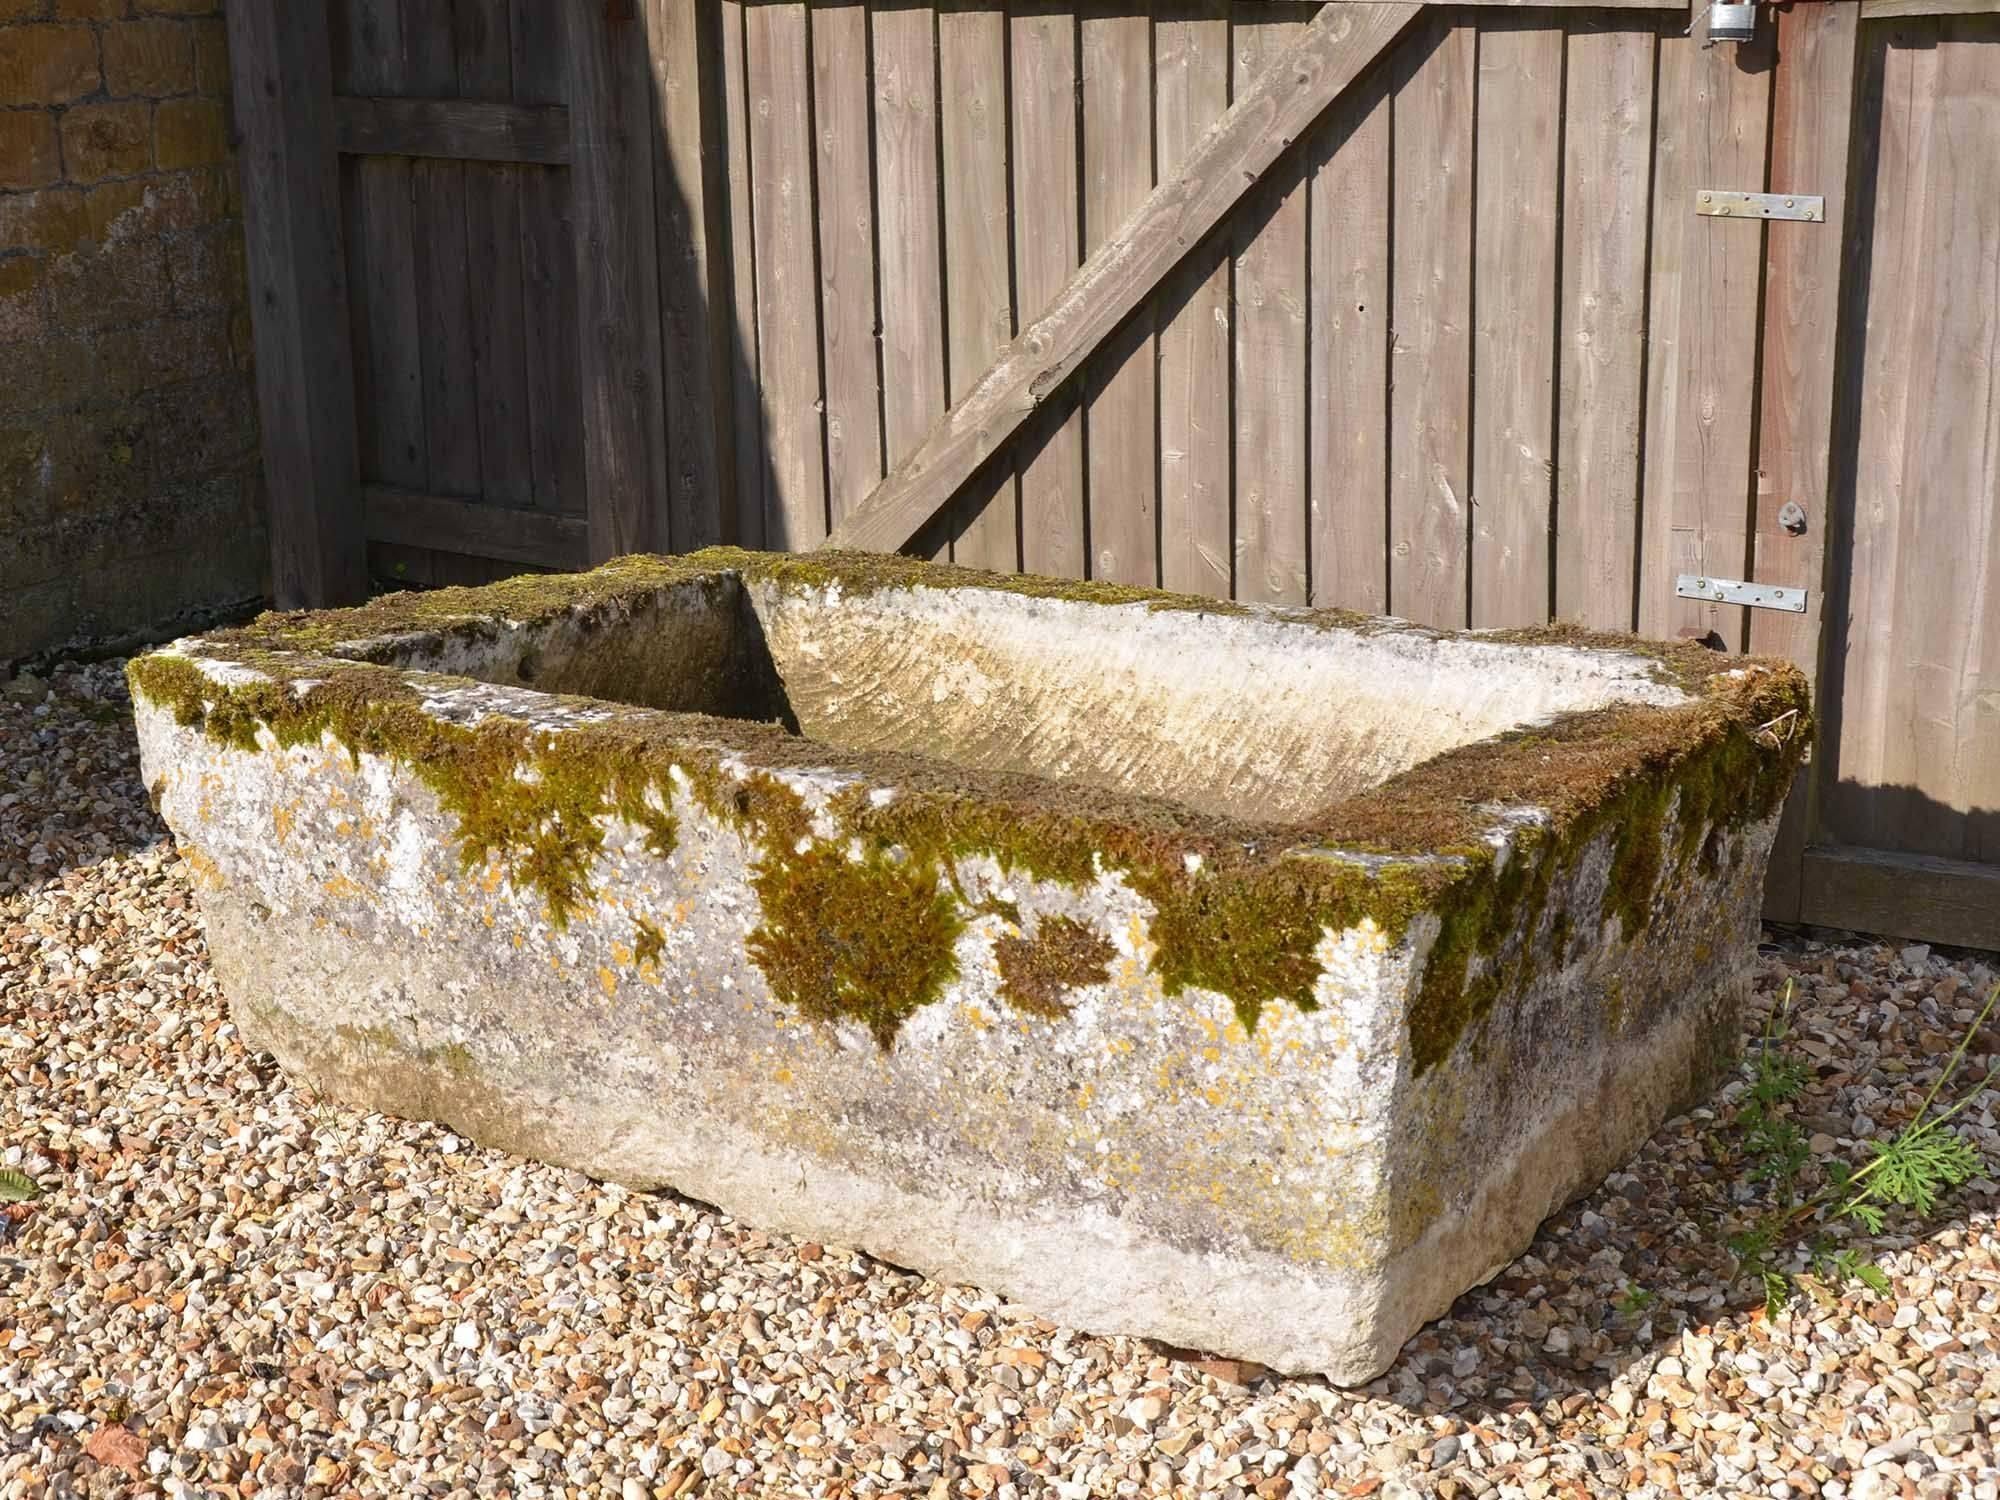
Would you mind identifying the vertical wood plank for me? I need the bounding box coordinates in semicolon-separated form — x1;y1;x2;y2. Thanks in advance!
1155;0;1231;598
1009;3;1086;579
405;0;482;520
1388;14;1474;627
1869;17;1999;861
1307;51;1390;613
720;0;766;546
511;3;586;518
1554;20;1653;630
1749;1;1859;673
1469;18;1558;627
225;0;367;606
1081;3;1156;586
940;2;1017;570
746;1;828;548
1824;24;1929;853
342;0;433;586
812;2;882;532
1233;8;1310;605
652;0;735;548
567;0;671;559
1638;17;1773;647
457;0;531;528
873;3;949;548
1749;0;1859;918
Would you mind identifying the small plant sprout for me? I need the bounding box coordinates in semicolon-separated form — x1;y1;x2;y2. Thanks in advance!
1613;1283;1657;1319
1721;978;1998;1313
0;1167;40;1203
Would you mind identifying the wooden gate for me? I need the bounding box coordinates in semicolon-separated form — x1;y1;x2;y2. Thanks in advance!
225;0;2000;945
1796;3;2000;949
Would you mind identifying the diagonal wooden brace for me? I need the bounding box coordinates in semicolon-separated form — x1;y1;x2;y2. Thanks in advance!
823;0;1423;555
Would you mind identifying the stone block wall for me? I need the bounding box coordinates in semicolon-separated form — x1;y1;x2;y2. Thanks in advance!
1;0;266;665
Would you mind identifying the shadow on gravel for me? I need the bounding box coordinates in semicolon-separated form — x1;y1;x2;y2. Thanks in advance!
0;666;169;902
1149;928;1998;1435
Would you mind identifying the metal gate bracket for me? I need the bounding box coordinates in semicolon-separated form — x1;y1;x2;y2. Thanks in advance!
1696;190;1824;222
1675;575;1808;613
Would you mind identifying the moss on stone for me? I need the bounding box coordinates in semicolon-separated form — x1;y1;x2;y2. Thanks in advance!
129;559;1810;1061
745;841;965;1049
632;917;665;969
993;916;1116;1019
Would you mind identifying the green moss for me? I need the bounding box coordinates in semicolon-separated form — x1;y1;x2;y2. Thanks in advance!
745;841;965;1049
632;917;665;968
127;652;681;928
129;568;1810;1061
993;916;1116;1019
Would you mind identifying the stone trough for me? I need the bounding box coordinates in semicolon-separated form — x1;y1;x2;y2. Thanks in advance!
130;549;1807;1382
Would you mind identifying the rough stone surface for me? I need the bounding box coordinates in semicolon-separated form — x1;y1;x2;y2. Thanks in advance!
7;663;1995;1498
0;2;262;667
130;550;1808;1383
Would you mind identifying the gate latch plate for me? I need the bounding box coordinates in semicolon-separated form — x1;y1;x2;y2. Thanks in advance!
1675;575;1808;613
1696;190;1824;222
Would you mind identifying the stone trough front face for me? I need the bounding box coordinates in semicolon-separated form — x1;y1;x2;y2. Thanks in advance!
130;550;1807;1383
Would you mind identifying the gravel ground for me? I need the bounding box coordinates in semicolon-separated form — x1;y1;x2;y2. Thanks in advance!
2;662;1997;1500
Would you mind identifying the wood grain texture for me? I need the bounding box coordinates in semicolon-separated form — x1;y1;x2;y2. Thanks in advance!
1154;0;1232;598
826;2;1421;555
1861;0;2000;17
567;0;670;559
363;485;588;567
1082;3;1157;586
1801;847;2000;952
1823;16;2000;864
746;1;828;549
456;0;533;532
511;2;585;518
1638;20;1773;647
1306;44;1390;612
940;2;1018;570
720;0;767;546
812;1;881;532
1748;1;1860;920
341;0;433;585
332;97;570;163
1469;18;1558;627
1554;20;1652;630
1748;1;1859;672
872;3;949;533
652;0;733;548
1388;13;1474;627
1232;8;1310;605
1009;3;1086;579
226;0;368;606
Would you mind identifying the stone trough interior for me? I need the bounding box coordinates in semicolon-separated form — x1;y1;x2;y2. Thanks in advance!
354;565;1691;824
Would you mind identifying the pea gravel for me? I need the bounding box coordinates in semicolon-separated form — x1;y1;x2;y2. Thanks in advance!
3;662;1996;1500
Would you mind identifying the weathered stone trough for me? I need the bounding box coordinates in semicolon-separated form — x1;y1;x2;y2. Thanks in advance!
130;549;1807;1382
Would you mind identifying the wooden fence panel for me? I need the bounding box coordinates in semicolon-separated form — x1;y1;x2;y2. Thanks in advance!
1387;13;1474;628
1082;4;1159;586
1010;5;1089;580
234;0;2000;945
1156;0;1233;598
1554;18;1653;631
1822;13;2000;867
1232;8;1312;606
1469;18;1559;628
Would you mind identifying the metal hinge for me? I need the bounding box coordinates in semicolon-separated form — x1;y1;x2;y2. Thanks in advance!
1696;190;1825;223
1675;575;1808;614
